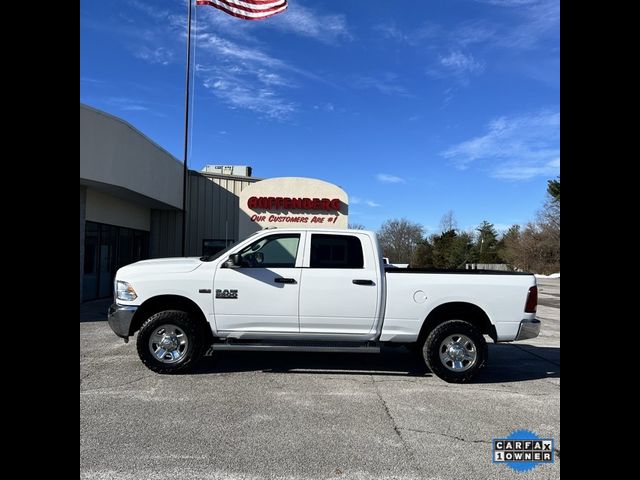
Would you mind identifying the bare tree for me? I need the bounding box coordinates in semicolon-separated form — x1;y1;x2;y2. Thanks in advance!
439;210;458;233
500;178;559;274
377;218;425;264
502;222;559;274
348;223;366;230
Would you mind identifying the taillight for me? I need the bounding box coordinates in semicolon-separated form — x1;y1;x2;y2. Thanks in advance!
525;285;538;313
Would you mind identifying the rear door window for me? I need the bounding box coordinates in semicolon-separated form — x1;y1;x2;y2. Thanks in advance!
310;234;364;268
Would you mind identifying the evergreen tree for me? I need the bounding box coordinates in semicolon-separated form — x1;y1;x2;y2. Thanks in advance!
547;177;560;203
429;230;474;269
473;221;500;263
412;239;434;268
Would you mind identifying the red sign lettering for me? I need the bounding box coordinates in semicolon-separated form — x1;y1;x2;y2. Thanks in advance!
247;196;341;212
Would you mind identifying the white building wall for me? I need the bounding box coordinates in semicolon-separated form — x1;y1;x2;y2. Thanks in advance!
85;188;150;231
80;104;183;210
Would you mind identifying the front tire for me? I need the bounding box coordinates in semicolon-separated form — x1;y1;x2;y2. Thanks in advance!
136;310;204;374
422;320;487;383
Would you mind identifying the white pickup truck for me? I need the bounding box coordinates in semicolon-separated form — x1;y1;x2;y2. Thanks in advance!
108;228;540;382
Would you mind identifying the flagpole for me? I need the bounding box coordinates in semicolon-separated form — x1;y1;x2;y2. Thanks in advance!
181;0;193;257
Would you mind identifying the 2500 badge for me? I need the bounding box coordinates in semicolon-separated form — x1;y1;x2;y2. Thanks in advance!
216;289;238;299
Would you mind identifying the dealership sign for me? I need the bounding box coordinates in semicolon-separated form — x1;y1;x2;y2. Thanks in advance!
239;178;349;238
247;196;341;211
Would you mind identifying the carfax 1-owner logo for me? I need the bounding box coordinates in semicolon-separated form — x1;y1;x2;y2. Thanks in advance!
493;429;555;472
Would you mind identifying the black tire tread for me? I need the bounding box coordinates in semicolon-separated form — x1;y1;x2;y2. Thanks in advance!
423;319;487;383
136;310;204;374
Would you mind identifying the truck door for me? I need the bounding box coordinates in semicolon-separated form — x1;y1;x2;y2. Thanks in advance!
299;233;379;334
213;233;304;332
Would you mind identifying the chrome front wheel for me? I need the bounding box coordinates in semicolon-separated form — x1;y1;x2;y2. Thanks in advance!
148;324;190;364
136;310;204;374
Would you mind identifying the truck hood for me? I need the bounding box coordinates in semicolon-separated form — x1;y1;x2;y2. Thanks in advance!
118;257;203;277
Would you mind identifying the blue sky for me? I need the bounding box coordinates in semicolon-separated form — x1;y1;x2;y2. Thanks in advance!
80;0;559;234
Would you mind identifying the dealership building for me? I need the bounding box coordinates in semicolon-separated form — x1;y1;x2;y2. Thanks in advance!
80;104;349;302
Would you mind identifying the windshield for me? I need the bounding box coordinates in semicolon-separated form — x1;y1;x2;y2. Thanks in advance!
199;231;262;262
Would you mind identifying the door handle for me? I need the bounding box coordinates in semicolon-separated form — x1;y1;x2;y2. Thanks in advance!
353;279;375;286
274;278;297;284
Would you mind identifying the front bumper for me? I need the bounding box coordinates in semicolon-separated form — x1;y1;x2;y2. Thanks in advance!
108;303;138;339
515;318;541;341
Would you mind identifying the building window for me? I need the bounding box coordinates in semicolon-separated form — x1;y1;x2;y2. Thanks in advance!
202;239;235;257
82;221;149;301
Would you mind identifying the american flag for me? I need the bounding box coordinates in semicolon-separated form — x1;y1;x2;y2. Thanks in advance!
196;0;288;21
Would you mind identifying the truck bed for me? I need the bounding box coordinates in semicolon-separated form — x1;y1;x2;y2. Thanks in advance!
385;268;533;275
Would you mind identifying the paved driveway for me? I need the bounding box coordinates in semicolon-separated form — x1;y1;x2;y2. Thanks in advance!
81;280;559;479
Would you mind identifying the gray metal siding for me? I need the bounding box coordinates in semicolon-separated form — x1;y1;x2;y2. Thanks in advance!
150;210;182;258
186;173;242;256
149;172;259;258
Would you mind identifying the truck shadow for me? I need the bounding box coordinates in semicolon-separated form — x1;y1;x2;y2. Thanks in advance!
191;344;560;384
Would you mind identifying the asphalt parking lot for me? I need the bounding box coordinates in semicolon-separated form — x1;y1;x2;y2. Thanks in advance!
80;278;560;480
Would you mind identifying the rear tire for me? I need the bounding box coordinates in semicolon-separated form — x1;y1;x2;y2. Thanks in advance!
422;319;487;383
136;310;204;374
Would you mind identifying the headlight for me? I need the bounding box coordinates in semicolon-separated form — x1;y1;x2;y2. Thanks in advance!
116;281;138;301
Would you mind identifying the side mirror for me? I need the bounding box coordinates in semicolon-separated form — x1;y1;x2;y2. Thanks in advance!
223;253;241;268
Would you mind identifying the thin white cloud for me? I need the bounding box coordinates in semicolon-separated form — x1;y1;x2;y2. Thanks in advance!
313;103;335;112
373;21;442;46
256;71;292;87
440;51;484;74
350;196;380;207
476;0;539;6
195;34;302;119
200;63;296;119
133;46;174;65
492;158;559;180
376;0;558;90
470;0;559;50
375;18;496;50
373;22;410;43
441;109;560;181
373;0;560;52
266;1;352;43
452;20;497;47
106;97;150;111
129;0;171;21
80;77;106;85
127;0;341;120
354;73;411;97
197;33;286;69
499;0;559;50
442;88;455;107
376;174;406;184
428;51;484;84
